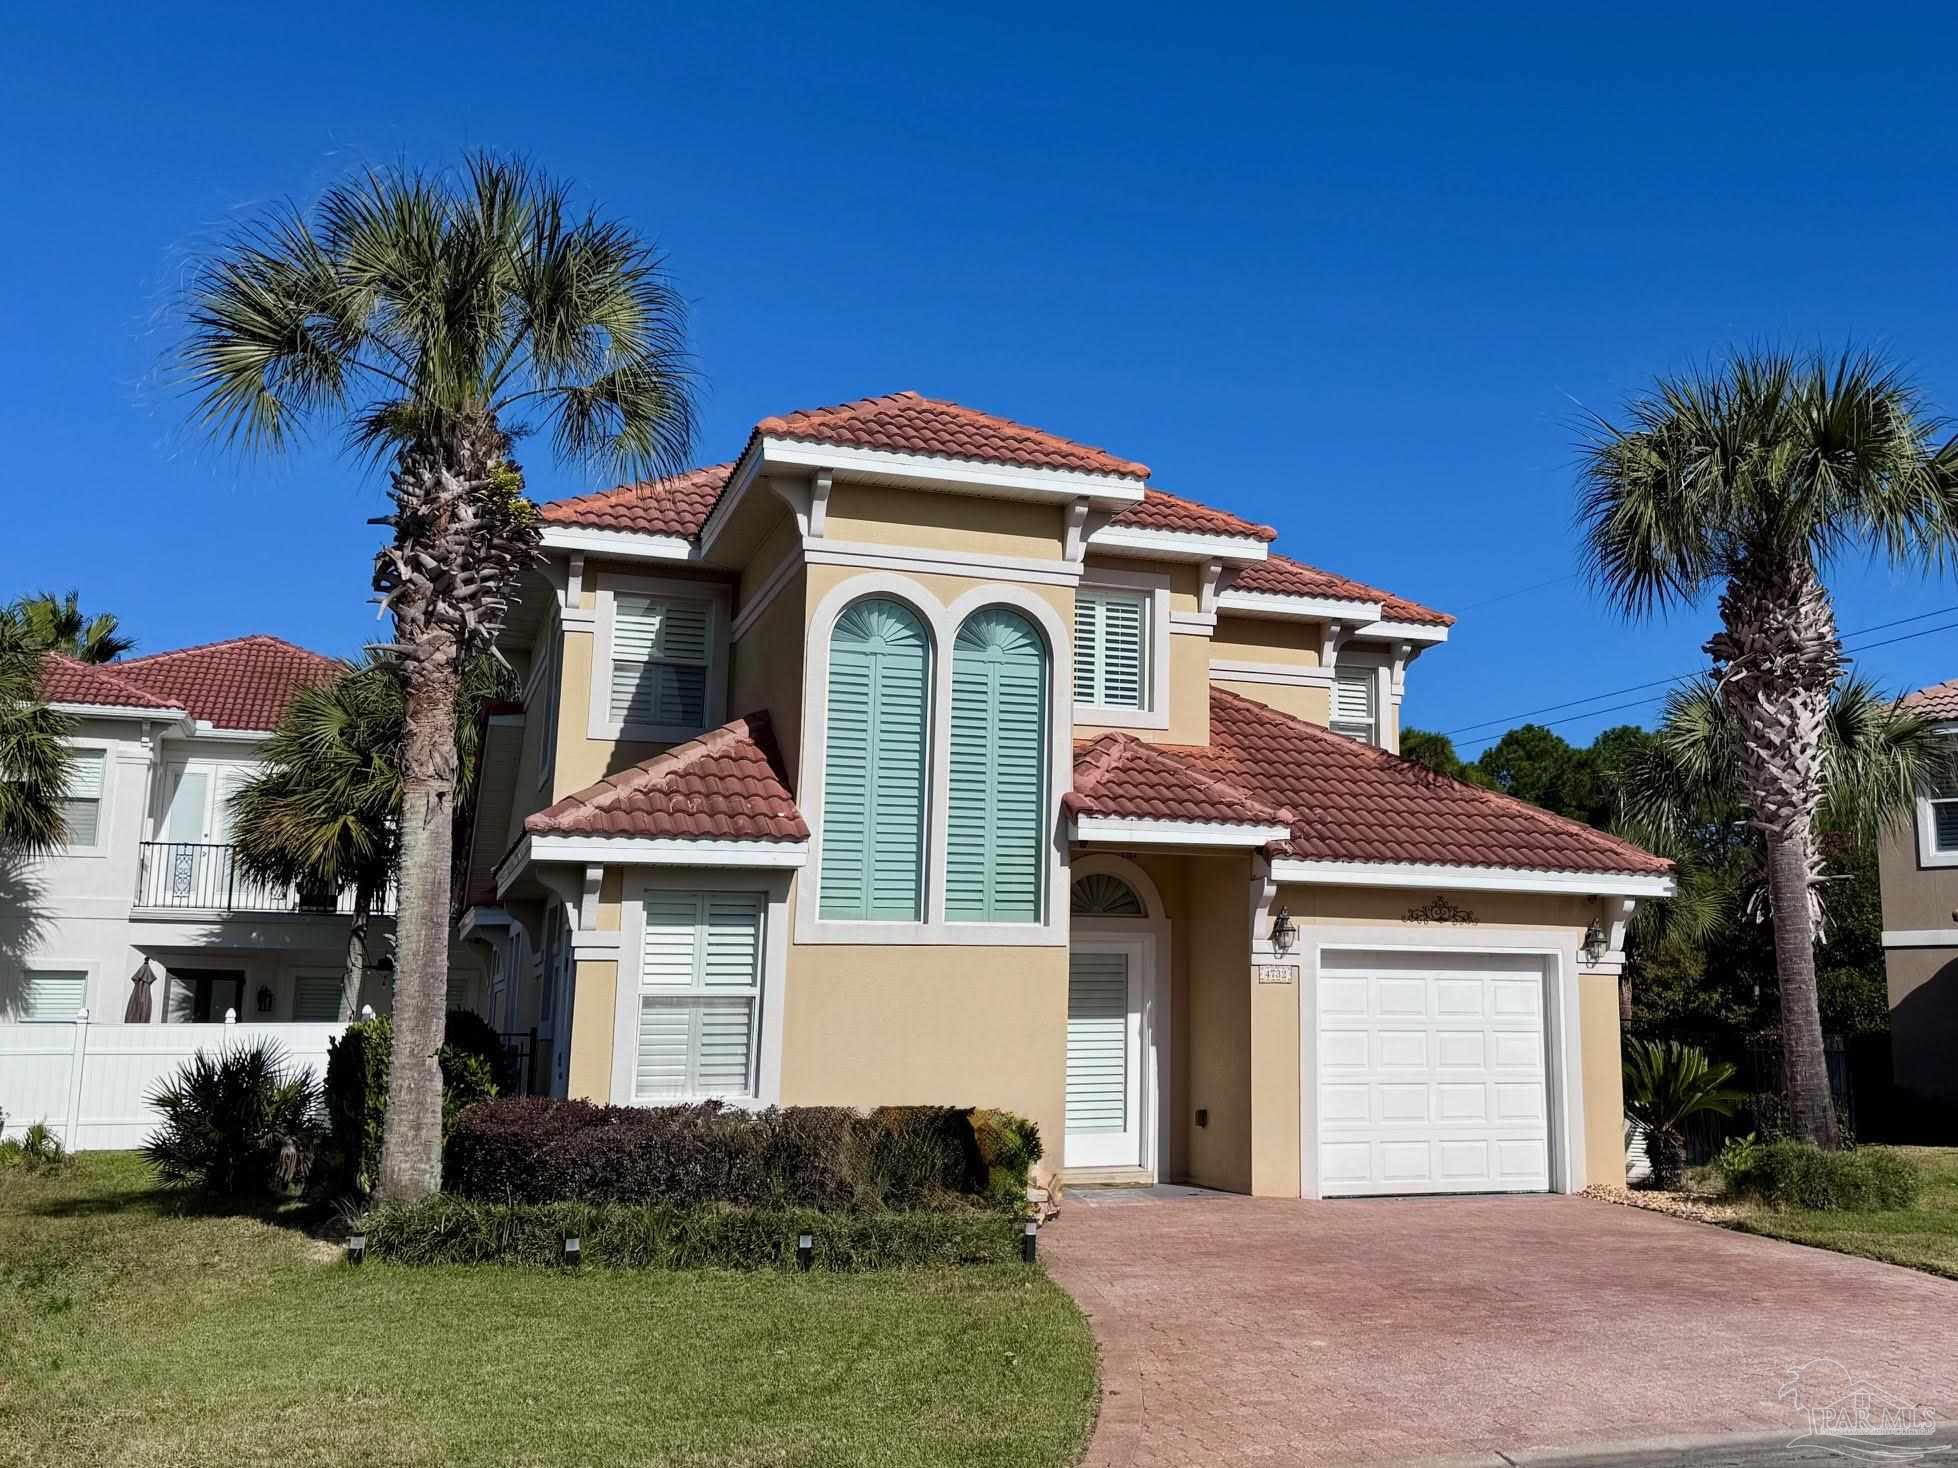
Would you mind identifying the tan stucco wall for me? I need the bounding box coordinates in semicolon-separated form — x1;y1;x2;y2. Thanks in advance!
1877;814;1957;930
1184;854;1254;1193
778;916;1068;1175
1211;614;1325;669
731;565;809;785
1886;946;1958;1105
550;619;668;796
1213;679;1331;726
1579;973;1625;1187
1072;631;1213;746
823;482;1066;560
566;957;618;1101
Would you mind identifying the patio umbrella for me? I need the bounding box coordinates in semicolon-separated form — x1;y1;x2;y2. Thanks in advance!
122;959;156;1023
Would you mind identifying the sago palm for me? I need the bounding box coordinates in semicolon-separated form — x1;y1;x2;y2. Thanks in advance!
11;590;134;663
1623;1038;1745;1190
182;154;695;1200
0;609;75;857
1580;348;1958;1147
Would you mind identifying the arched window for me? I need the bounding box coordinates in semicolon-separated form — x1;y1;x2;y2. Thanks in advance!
820;597;930;920
947;607;1047;922
1070;873;1146;916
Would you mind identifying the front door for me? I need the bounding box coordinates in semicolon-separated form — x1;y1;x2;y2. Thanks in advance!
1065;944;1144;1169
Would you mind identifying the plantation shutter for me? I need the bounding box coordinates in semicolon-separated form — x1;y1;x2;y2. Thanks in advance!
610;594;711;729
62;749;105;846
1066;952;1129;1133
19;971;87;1022
1073;591;1146;709
636;891;763;1100
1331;670;1377;744
947;608;1047;923
292;975;343;1022
819;599;929;920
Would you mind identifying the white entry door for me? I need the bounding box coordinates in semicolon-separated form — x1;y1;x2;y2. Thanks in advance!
1316;951;1551;1196
1065;945;1143;1169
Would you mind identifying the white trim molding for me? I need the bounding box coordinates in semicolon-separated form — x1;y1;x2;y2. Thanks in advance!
1217;588;1381;624
1084;522;1270;564
802;539;1082;589
1071;815;1292;847
48;701;191;727
1270;858;1675;899
540;524;694;561
1350;618;1449;646
1207;658;1334;689
497;833;809;895
1882;929;1958;948
1914;792;1958;869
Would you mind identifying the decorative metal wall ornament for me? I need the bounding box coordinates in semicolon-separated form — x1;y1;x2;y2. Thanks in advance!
1404;895;1477;925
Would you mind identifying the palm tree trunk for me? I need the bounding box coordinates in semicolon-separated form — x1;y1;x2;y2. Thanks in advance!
342;883;372;1020
1707;554;1843;1150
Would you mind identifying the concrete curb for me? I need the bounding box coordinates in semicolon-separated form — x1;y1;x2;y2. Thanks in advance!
1403;1423;1958;1467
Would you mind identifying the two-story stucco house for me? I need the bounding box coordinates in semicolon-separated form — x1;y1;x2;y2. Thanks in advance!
463;392;1673;1198
1878;676;1958;1112
2;635;486;1028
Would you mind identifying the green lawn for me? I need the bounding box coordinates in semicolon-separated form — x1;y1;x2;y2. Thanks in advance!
0;1153;1098;1468
1727;1146;1958;1281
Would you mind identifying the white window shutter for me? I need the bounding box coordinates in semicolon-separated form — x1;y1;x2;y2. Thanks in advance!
62;750;105;846
1073;592;1145;710
1332;671;1377;742
292;975;343;1022
635;891;763;1100
611;595;710;728
20;971;87;1022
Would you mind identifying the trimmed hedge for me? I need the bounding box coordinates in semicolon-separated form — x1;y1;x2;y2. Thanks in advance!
361;1194;1026;1270
1720;1140;1923;1211
443;1098;1040;1213
325;1014;500;1195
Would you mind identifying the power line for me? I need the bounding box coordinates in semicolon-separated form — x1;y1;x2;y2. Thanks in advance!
1440;603;1958;738
1447;613;1958;753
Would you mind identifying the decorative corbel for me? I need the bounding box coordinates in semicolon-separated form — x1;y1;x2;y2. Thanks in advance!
1064;499;1091;562
563;552;586;610
808;469;832;539
1320;623;1345;671
1199;559;1226;615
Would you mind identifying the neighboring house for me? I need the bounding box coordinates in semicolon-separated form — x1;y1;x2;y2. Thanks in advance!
463;391;1674;1197
1878;676;1958;1109
1;634;487;1027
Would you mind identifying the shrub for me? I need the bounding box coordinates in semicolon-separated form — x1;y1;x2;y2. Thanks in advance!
361;1195;1025;1270
142;1038;323;1197
441;1008;519;1093
1624;1039;1744;1190
0;1120;66;1172
1720;1140;1923;1210
444;1099;1040;1213
324;1014;500;1195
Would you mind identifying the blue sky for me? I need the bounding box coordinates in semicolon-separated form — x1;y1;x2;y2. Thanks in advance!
6;2;1958;751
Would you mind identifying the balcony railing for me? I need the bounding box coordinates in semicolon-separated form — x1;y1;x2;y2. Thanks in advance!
134;842;395;916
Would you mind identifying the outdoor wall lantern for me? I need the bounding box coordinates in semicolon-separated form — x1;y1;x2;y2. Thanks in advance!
1579;920;1608;968
1268;905;1297;956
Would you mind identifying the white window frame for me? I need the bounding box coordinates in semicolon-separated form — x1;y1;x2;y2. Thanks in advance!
1917;791;1958;868
795;572;1073;947
58;741;113;857
611;871;791;1108
588;574;732;744
1330;661;1386;746
1072;567;1171;731
10;960;95;1022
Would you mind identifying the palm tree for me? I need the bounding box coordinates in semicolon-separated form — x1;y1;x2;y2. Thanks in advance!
1623;1039;1745;1189
181;155;695;1200
1580;348;1958;1147
0;609;74;856
12;591;134;662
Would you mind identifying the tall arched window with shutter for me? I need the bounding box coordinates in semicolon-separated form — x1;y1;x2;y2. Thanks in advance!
947;607;1048;922
819;597;930;920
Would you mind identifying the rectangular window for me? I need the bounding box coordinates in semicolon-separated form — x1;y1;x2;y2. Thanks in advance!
1331;670;1378;744
63;749;105;846
636;891;762;1101
1073;590;1148;710
1931;797;1958;853
610;594;711;730
18;970;86;1021
292;975;343;1022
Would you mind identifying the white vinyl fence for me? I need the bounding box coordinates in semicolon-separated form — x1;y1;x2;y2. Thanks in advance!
0;1015;348;1151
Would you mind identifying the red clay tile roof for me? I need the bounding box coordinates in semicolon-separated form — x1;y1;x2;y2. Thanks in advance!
40;655;183;712
756;391;1150;479
1106;487;1277;542
1197;688;1668;874
110;636;343;731
1901;678;1958;719
537;462;735;538
1069;732;1293;829
526;712;807;841
1229;553;1453;627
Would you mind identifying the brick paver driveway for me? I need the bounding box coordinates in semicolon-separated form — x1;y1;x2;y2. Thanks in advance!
1043;1190;1958;1465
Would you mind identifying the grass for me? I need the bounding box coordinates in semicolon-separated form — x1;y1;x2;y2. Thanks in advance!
0;1152;1098;1468
1725;1146;1958;1281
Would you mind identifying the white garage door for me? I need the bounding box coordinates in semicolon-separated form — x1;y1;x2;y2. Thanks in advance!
1316;950;1550;1197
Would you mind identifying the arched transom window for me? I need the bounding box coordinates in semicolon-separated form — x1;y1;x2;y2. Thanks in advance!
1070;873;1146;917
946;607;1047;922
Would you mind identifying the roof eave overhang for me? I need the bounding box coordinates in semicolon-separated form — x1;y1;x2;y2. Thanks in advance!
49;701;192;729
1347;618;1450;646
497;832;809;895
1268;858;1674;899
1086;524;1270;564
1071;815;1294;848
1216;589;1383;624
539;525;697;562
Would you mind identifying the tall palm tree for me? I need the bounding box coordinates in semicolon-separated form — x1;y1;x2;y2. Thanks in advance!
181;155;695;1200
0;610;74;856
12;591;134;663
1580;349;1958;1146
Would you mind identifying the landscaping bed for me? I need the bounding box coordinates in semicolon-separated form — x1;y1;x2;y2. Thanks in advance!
0;1151;1098;1468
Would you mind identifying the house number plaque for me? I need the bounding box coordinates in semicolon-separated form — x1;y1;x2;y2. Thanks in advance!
1255;964;1298;985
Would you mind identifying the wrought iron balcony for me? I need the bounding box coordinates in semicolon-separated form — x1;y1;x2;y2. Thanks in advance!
134;842;395;916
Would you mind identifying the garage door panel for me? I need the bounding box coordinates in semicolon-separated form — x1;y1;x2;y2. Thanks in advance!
1316;951;1551;1198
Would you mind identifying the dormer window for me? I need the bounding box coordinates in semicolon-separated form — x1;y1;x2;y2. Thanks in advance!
589;577;730;744
1331;669;1378;745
